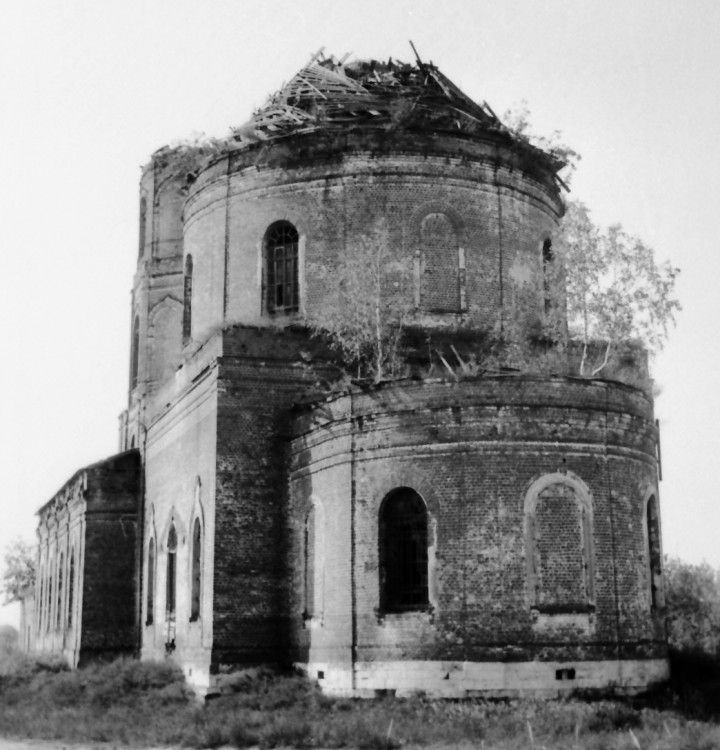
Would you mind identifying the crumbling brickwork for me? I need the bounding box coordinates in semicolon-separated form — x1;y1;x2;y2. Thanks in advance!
35;451;140;666
32;53;668;696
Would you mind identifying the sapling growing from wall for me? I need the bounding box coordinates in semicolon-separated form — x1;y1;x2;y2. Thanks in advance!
309;220;412;383
559;200;680;376
499;200;680;383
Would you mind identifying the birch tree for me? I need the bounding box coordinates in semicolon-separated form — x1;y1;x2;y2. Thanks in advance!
559;201;681;376
309;220;411;382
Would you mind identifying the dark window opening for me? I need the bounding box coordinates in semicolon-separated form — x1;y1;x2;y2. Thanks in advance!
542;239;554;314
130;316;140;390
138;196;147;259
265;222;299;315
46;573;52;633
379;488;429;613
183;255;193;343
166;526;177;621
190;519;201;622
67;552;74;628
304;507;316;619
146;538;155;625
647;495;662;609
56;554;63;630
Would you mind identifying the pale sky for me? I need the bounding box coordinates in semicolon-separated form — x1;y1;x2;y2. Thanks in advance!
2;0;719;627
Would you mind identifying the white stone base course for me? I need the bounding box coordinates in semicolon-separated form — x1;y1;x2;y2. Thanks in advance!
301;658;670;698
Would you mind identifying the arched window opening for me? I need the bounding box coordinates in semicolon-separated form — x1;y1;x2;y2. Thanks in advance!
67;551;74;628
542;239;554;314
264;222;299;315
304;506;316;619
182;255;193;343
646;495;663;609
166;526;177;623
56;554;64;630
420;213;460;313
190;520;201;622
37;569;44;634
146;538;155;625
526;478;594;613
130;316;140;390
379;488;429;613
138;196;147;259
46;572;53;633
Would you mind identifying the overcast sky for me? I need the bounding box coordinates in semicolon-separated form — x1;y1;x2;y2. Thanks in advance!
2;0;719;628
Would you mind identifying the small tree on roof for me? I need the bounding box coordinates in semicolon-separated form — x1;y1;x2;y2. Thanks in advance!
309;219;411;383
559;200;681;376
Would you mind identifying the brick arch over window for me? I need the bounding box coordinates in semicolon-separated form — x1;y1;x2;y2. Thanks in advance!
379;488;430;613
524;473;595;613
644;489;664;610
264;221;299;315
411;204;465;314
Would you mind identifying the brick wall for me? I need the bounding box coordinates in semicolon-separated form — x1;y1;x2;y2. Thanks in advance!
289;377;665;678
182;128;563;345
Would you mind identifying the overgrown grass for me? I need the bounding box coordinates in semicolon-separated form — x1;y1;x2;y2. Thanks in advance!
1;651;720;749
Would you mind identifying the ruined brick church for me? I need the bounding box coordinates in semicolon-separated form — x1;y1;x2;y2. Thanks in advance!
27;53;668;696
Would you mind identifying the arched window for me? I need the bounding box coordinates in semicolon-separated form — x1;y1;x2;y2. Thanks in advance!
525;475;594;613
138;196;147;259
304;506;316;619
646;494;663;609
264;221;299;315
420;213;460;313
166;526;177;622
146;538;155;625
182;255;193;343
67;551;74;628
46;571;53;632
56;553;64;630
379;488;429;613
37;567;44;634
130;315;140;390
542;238;554;314
190;519;201;622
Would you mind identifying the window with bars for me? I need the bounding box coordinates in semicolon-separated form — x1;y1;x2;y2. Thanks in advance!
265;222;299;315
379;488;429;613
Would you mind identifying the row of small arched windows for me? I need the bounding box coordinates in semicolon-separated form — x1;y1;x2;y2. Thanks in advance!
146;517;203;630
304;482;663;619
36;548;76;636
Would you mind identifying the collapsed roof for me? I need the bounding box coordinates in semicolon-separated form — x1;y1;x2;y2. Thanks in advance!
231;49;564;174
